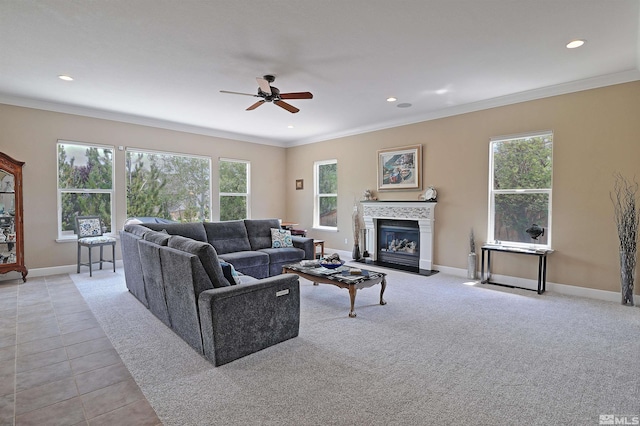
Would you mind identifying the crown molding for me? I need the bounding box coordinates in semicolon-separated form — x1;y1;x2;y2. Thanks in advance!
287;69;640;147
2;68;639;149
0;94;287;148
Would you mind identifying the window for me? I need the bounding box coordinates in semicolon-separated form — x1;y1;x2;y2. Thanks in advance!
314;159;338;229
488;132;553;247
57;141;114;240
219;158;250;220
126;149;211;222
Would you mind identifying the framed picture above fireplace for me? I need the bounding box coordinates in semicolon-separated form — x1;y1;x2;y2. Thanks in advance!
377;144;422;191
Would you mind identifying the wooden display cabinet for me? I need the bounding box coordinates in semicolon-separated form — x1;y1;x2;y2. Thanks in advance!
0;152;27;282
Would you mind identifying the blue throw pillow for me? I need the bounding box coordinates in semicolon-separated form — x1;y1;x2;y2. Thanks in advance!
219;261;241;285
271;228;293;248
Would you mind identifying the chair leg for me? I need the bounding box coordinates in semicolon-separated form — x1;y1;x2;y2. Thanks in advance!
112;243;116;272
99;245;104;270
77;244;81;273
88;246;93;277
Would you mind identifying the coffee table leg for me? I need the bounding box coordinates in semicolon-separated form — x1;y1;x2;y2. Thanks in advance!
379;277;387;306
348;286;357;318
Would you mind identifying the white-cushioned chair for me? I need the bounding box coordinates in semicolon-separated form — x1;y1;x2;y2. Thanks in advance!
75;216;116;277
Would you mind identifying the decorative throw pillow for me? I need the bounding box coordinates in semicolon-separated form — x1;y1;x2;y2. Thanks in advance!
219;261;241;285
271;228;293;248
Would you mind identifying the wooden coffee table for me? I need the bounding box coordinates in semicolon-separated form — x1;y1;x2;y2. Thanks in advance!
283;263;387;318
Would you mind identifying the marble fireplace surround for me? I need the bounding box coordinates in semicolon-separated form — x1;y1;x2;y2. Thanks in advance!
361;201;436;271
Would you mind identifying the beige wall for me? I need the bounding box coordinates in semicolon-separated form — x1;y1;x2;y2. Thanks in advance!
0;104;287;270
286;81;640;293
2;81;639;292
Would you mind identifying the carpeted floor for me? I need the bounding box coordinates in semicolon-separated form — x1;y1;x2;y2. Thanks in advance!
70;265;640;426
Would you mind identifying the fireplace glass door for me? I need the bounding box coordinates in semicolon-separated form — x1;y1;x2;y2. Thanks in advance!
377;219;420;268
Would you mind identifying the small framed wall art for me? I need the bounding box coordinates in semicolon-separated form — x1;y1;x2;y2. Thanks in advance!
295;179;304;190
377;144;422;190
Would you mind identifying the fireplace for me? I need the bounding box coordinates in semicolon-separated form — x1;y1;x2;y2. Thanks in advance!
361;201;436;274
377;219;420;268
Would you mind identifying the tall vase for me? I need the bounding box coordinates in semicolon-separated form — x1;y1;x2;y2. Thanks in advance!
619;251;636;306
352;244;361;261
467;253;477;280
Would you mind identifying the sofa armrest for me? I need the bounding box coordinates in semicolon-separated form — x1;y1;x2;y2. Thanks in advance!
292;236;314;260
197;274;300;366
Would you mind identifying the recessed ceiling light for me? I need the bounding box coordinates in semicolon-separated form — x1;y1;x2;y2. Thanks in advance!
386;97;397;102
287;125;294;129
58;75;74;81
566;39;585;49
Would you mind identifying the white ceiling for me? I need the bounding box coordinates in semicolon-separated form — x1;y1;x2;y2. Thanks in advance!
1;1;639;147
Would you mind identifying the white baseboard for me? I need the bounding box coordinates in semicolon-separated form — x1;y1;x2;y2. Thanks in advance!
435;264;622;303
0;260;124;282
2;256;623;304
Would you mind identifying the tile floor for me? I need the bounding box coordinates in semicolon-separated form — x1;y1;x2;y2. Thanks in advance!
0;274;161;425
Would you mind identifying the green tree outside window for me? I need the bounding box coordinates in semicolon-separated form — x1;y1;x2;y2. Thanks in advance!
57;142;113;237
126;150;211;222
316;160;338;228
490;134;553;245
219;159;249;221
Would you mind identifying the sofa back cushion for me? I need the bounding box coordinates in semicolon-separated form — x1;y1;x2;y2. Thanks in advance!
143;223;207;242
167;235;231;288
124;224;150;238
143;229;170;246
203;221;251;254
245;219;281;250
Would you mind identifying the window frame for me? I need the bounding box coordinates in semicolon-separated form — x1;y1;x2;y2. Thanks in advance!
314;159;338;230
487;131;553;249
125;147;212;222
218;157;251;220
56;140;115;241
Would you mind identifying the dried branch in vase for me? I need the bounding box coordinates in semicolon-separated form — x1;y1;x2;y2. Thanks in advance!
610;173;639;255
610;173;639;305
469;229;476;254
352;204;362;246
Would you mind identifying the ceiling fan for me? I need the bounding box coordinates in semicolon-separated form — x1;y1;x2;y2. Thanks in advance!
220;75;313;113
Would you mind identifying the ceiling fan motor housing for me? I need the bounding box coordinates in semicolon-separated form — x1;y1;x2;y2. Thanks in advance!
259;86;280;102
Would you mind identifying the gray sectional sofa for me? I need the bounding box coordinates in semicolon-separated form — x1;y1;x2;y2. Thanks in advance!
120;219;314;366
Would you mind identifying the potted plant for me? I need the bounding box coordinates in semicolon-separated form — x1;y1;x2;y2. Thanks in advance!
610;173;639;306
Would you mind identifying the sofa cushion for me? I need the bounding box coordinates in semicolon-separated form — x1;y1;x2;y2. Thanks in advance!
124;224;150;238
245;219;281;250
167;235;231;288
143;223;207;242
270;228;293;248
218;250;269;270
236;274;259;284
203;221;252;254
143;229;170;246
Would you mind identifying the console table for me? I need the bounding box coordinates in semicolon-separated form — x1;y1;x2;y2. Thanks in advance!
480;244;554;294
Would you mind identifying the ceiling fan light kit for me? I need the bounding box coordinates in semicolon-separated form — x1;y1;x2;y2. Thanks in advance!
221;75;313;114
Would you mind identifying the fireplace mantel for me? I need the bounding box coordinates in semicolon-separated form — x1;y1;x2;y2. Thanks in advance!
361;201;436;271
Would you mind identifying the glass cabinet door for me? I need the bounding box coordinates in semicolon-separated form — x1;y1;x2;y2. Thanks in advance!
0;151;27;282
0;169;17;265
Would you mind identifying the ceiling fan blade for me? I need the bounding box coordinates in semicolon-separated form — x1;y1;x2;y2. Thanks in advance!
256;77;272;95
279;92;313;100
246;100;266;111
220;90;258;97
274;100;299;113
